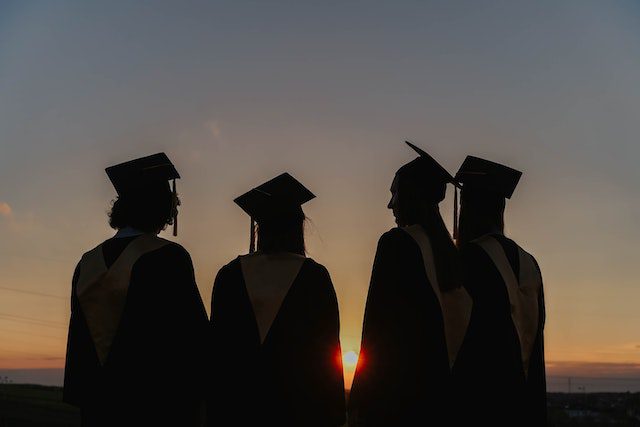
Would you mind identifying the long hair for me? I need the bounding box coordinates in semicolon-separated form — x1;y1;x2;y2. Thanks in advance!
256;207;306;256
457;188;505;246
396;176;460;291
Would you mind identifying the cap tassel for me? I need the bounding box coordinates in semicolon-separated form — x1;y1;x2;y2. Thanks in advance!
249;218;256;254
453;185;459;242
172;179;178;237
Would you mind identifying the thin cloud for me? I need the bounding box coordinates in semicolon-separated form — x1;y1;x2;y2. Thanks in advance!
0;204;39;234
204;118;229;150
0;202;12;218
178;118;228;162
205;119;221;139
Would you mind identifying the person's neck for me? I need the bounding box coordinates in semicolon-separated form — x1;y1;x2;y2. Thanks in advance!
470;224;503;241
114;226;146;239
458;222;504;246
484;225;503;236
401;204;441;228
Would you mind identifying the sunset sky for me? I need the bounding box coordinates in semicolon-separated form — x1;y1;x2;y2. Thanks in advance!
1;1;640;389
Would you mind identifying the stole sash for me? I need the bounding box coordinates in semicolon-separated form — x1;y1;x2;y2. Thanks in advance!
474;235;541;378
403;225;473;369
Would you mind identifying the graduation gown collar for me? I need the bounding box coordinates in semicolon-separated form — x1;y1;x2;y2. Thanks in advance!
114;227;145;239
76;234;170;365
239;253;306;345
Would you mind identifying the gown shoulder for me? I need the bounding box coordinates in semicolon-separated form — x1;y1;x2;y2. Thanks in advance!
138;239;192;263
299;256;330;278
379;226;415;244
375;227;421;256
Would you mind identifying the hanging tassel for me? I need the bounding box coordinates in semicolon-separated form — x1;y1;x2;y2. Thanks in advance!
453;185;459;242
172;179;178;237
249;218;256;253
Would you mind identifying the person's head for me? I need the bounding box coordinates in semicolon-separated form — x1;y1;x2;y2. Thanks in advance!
105;152;181;235
234;172;314;255
391;145;460;291
454;155;522;246
108;183;179;234
457;187;505;246
256;206;306;256
388;160;447;227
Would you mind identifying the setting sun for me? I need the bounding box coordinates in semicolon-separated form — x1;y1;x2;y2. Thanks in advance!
343;350;359;369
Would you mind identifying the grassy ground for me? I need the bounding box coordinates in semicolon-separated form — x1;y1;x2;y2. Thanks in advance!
0;384;80;427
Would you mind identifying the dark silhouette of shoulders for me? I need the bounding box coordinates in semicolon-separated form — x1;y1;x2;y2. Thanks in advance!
463;233;540;280
377;227;420;252
215;254;331;285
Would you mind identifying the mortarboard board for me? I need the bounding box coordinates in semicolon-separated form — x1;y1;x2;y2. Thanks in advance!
105;153;181;236
106;153;180;195
234;172;315;219
455;156;522;199
402;141;457;186
234;173;315;253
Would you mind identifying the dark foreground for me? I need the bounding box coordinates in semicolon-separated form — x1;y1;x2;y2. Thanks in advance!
1;384;640;426
0;384;79;427
548;392;640;426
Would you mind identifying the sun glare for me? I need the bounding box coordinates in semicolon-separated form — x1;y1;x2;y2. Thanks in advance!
343;350;359;369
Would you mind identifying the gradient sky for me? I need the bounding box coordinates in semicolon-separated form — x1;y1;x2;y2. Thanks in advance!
1;0;640;387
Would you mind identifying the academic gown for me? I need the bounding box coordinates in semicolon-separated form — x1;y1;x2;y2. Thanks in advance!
63;234;210;427
208;254;346;427
349;227;471;426
454;234;547;427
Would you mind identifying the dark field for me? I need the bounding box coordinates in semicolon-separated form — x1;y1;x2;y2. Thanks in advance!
1;385;640;426
0;384;79;427
547;392;640;426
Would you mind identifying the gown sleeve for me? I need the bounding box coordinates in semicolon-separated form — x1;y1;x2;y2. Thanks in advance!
302;264;346;426
209;264;235;362
526;262;547;426
165;246;210;393
207;264;238;425
135;244;210;425
348;231;413;426
63;262;87;406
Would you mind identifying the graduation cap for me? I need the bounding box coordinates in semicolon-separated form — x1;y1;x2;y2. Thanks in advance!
234;173;315;253
400;141;461;237
455;156;522;199
105;153;181;236
402;141;457;186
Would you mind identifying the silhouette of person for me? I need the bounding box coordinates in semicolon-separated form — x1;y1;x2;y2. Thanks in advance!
207;173;346;427
453;156;547;426
63;153;209;427
349;142;472;426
